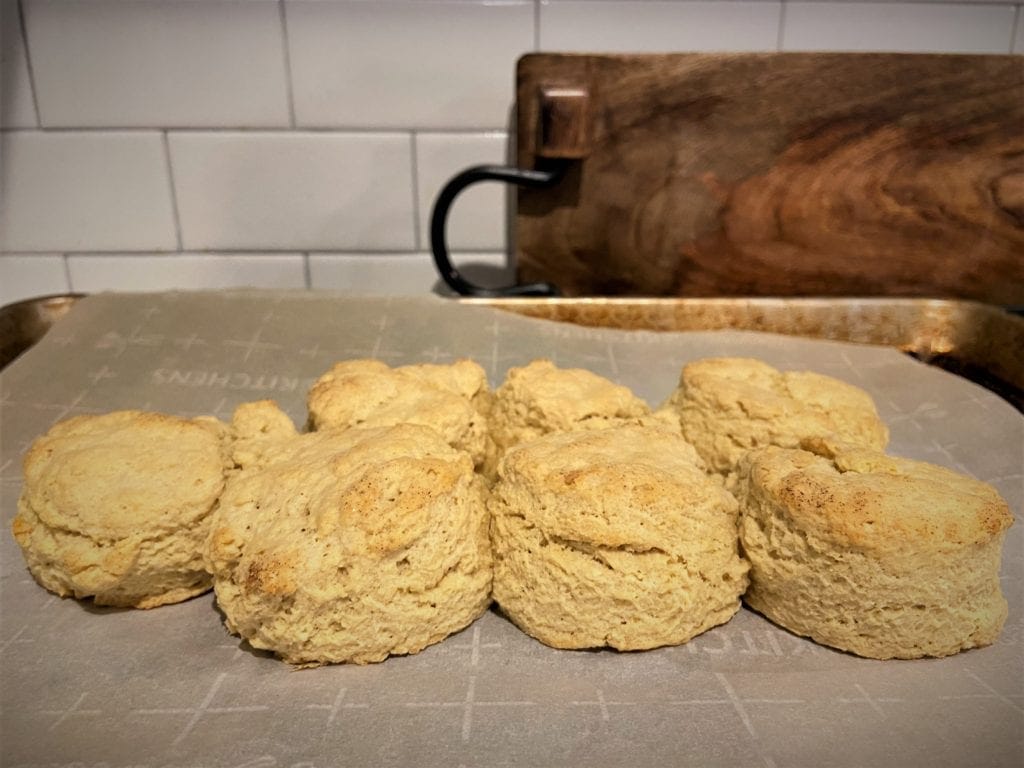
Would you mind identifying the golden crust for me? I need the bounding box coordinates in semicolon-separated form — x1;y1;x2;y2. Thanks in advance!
489;359;667;460
206;402;492;665
12;410;231;608
490;426;748;651
306;358;493;471
663;357;890;476
735;440;1013;659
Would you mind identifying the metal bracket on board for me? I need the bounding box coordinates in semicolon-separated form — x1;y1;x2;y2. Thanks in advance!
430;85;590;297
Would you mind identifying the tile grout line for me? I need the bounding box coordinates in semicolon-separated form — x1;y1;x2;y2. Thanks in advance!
533;0;541;51
161;131;185;251
278;0;298;128
776;0;787;52
1010;4;1021;53
16;0;43;127
410;131;422;251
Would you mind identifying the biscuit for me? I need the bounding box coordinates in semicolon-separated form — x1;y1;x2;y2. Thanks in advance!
306;358;494;472
489;359;675;459
490;426;749;651
734;438;1013;659
662;357;889;476
12;410;231;609
206;401;492;665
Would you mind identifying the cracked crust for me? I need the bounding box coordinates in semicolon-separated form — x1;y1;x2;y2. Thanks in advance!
489;426;748;650
489;359;679;467
206;401;492;665
12;410;232;608
306;358;494;473
734;438;1013;659
662;357;889;477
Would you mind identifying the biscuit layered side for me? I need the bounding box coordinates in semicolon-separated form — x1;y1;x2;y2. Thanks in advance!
205;401;492;665
306;358;494;474
12;410;232;609
490;426;749;651
734;438;1013;659
662;357;890;478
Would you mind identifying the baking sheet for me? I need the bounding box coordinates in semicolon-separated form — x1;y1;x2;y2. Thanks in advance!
1;291;1021;768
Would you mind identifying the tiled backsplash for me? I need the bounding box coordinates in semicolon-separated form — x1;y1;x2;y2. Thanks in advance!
1;0;1021;305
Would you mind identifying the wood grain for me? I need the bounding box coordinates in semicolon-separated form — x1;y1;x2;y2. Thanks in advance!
515;53;1024;302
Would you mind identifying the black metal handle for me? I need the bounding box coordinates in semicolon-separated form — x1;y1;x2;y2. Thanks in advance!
430;162;568;297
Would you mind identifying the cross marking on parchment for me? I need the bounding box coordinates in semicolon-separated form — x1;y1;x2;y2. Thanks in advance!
133;672;269;746
222;328;283;363
444;624;502;667
684;673;806;768
31;389;89;427
299;342;323;358
174;333;207;352
404;675;535;742
41;692;102;731
87;365;117;385
304;686;369;726
837;683;904;716
570;688;637;722
938;671;1024;714
95;325;164;356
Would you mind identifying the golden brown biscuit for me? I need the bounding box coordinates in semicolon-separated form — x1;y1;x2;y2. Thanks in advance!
207;401;492;665
12;410;231;608
663;357;889;476
306;358;493;472
489;359;674;460
735;438;1013;659
490;426;748;651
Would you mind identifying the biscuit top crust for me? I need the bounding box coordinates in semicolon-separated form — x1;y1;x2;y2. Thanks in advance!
497;426;731;552
496;359;650;426
211;404;475;575
679;357;889;449
306;358;489;431
740;440;1013;554
21;410;230;540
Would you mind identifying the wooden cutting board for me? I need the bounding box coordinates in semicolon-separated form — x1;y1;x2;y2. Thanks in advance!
514;53;1024;302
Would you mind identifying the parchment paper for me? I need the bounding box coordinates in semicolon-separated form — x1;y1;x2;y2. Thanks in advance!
1;291;1021;768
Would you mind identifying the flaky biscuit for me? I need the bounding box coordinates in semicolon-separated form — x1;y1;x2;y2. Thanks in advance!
663;357;889;476
207;401;492;665
12;410;231;608
489;359;676;460
735;438;1013;659
306;358;493;472
490;426;748;651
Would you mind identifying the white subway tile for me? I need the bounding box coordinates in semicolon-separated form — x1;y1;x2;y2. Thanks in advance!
416;132;510;252
66;253;307;292
539;0;781;52
309;252;512;295
782;2;1016;53
286;0;533;129
0;131;177;252
24;0;290;127
0;254;68;306
169;132;415;251
1;0;37;127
